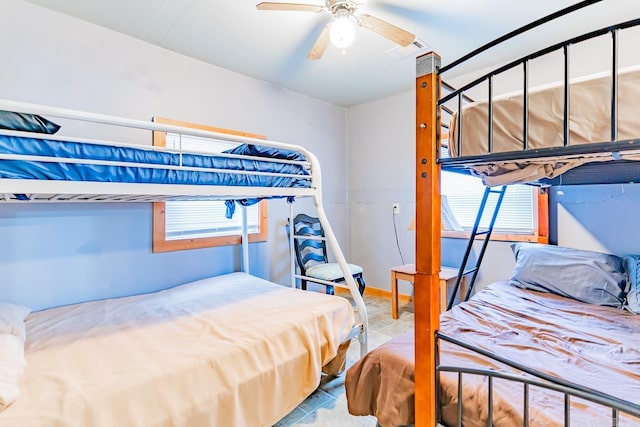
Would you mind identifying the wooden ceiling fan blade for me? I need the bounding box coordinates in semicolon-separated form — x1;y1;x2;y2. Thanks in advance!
256;2;324;12
307;24;330;60
357;14;415;47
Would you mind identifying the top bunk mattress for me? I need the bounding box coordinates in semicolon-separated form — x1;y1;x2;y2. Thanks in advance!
0;272;354;427
447;66;640;185
0;134;311;190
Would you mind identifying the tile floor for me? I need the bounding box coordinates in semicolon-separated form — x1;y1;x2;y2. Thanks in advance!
273;292;414;427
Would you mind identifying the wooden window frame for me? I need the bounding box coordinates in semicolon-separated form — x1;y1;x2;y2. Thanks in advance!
152;117;268;253
440;132;548;244
441;187;549;243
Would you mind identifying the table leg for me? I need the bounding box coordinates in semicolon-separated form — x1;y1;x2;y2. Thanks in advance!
439;279;447;313
391;270;399;319
460;276;468;302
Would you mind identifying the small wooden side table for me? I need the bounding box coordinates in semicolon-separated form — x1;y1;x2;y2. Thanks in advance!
390;264;466;319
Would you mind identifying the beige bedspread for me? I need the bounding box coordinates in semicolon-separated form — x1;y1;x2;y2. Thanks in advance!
0;272;354;427
448;66;640;186
346;282;640;427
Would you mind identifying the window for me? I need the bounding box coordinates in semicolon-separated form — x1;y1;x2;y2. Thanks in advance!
152;118;268;253
441;171;548;243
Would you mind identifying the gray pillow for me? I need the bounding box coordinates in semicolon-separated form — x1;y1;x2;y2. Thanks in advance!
0;110;60;134
510;243;626;307
622;255;640;314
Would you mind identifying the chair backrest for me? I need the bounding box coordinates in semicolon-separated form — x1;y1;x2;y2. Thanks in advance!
286;213;328;275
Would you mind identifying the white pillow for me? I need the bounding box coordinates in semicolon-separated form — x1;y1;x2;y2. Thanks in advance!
0;303;30;410
0;333;27;410
0;303;31;341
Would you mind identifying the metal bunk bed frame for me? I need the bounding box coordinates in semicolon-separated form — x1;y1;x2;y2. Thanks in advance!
414;1;640;425
0;98;368;356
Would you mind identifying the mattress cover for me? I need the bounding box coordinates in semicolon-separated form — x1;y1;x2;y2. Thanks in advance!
346;282;640;427
0;272;354;427
0;135;311;188
345;330;414;427
448;66;640;186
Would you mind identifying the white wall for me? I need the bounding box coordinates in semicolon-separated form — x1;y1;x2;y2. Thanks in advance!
0;1;349;310
347;91;415;294
553;184;640;256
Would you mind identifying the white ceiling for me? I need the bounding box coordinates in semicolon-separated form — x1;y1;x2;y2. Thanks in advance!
22;0;640;107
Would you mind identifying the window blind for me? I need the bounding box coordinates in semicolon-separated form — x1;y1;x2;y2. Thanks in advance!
441;171;534;234
164;133;260;240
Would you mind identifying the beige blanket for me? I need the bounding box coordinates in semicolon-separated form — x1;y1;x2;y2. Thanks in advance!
448;66;640;186
0;272;354;427
346;282;640;427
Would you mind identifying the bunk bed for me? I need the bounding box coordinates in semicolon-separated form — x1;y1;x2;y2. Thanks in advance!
346;1;640;426
0;99;368;427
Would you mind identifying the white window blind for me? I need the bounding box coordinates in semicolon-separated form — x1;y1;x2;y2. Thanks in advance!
164;133;260;241
441;171;535;234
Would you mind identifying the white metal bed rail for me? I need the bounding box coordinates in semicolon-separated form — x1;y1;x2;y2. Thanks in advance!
287;202;369;357
0;98;368;356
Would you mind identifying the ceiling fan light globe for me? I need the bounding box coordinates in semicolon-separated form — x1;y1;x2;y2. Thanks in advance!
329;15;355;49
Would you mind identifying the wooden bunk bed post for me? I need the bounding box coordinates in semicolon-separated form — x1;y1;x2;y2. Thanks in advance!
415;51;442;427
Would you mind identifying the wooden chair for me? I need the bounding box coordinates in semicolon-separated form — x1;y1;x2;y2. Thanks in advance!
287;213;366;295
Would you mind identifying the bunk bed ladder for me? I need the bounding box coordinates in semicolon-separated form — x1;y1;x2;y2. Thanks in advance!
447;185;507;311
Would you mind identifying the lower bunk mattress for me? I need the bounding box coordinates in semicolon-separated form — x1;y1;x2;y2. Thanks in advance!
345;281;640;427
0;272;354;427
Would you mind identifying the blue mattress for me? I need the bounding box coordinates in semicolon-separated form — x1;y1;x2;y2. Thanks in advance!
0;135;311;189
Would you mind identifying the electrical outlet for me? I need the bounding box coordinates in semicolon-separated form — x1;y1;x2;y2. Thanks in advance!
392;203;400;215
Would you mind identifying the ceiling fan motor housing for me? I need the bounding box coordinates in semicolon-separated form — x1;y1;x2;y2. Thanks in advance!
327;0;358;15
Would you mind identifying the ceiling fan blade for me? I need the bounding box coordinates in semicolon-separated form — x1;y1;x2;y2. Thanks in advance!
357;14;415;47
307;24;330;60
256;2;324;12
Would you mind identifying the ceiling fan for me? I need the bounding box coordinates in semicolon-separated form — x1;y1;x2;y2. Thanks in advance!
256;0;416;60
